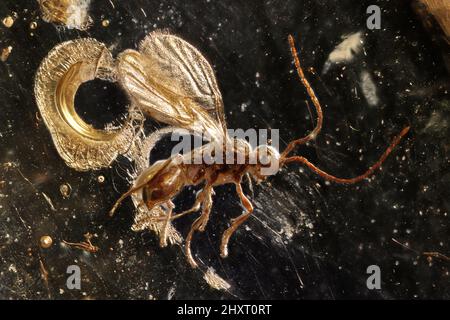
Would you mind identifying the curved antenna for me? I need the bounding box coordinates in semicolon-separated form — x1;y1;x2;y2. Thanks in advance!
281;34;411;184
281;35;323;159
284;122;410;184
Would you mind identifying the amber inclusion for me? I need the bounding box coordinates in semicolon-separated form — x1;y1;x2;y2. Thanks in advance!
34;39;139;171
38;0;92;31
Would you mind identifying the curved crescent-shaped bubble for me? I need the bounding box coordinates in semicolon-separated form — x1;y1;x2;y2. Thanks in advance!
34;38;139;171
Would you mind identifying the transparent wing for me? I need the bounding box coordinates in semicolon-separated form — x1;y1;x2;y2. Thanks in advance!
117;30;227;141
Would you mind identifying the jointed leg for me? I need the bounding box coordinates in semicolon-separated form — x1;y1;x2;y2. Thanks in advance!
160;200;175;248
197;187;213;232
220;183;254;258
245;172;254;197
109;180;151;217
281;34;324;159
185;186;213;268
150;186;210;222
284;126;410;184
150;201;200;222
185;217;204;268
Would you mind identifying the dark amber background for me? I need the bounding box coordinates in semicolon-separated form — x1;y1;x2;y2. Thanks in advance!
0;0;448;299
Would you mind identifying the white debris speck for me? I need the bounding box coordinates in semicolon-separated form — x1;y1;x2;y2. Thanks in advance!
39;0;92;30
360;70;380;107
65;0;92;30
167;285;176;300
203;268;231;291
42;192;57;211
323;31;364;74
255;72;261;87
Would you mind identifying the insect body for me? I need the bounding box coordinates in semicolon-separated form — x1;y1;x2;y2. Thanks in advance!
110;31;410;268
111;137;278;267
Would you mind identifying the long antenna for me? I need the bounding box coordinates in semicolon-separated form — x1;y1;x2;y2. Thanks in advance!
282;34;410;184
281;35;323;159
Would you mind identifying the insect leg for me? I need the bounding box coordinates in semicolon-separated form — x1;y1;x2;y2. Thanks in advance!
152;204;199;222
185;217;204;268
220;183;254;258
108;180;151;217
160;200;175;248
185;186;213;268
150;186;208;222
283;126;410;184
198;187;213;232
281;34;324;159
245;172;254;198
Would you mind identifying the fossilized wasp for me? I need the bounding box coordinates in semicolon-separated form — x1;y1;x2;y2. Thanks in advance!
110;31;410;268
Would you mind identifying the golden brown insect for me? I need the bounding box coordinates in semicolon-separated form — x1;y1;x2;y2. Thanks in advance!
110;31;410;268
